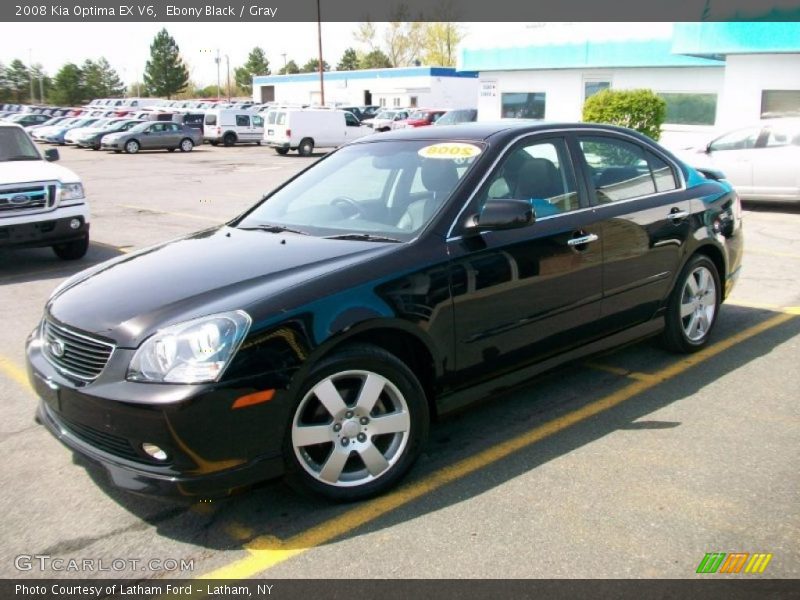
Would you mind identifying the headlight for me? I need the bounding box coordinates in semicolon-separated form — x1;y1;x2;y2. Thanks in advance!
61;183;85;201
127;311;251;384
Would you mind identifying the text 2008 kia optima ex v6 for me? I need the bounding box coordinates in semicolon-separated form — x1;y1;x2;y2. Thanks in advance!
27;123;743;501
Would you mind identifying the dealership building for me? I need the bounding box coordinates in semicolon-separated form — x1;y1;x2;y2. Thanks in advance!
460;22;800;147
252;67;478;109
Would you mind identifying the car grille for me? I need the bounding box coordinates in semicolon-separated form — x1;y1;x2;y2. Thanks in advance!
0;183;56;214
43;319;114;382
58;412;142;462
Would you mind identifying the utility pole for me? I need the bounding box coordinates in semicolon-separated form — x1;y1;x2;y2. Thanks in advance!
281;53;287;73
28;49;35;103
316;0;325;105
215;49;221;101
225;55;231;102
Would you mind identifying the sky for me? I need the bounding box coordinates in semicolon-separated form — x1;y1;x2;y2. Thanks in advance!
0;22;673;89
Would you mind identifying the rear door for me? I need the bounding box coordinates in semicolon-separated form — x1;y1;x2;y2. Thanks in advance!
573;132;692;331
448;135;603;388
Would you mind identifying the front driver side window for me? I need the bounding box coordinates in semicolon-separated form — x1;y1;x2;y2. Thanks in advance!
708;127;762;151
481;138;580;218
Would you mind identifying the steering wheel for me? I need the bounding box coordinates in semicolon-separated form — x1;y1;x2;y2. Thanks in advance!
330;196;364;219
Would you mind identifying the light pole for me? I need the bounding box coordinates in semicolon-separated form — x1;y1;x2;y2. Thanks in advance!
316;0;325;106
28;48;35;103
215;49;221;101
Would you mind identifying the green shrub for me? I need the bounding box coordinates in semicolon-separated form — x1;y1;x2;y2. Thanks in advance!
582;89;666;140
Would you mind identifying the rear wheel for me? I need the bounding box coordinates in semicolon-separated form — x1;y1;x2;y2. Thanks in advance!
52;235;89;260
275;148;289;155
284;344;429;501
179;138;194;152
298;138;314;157
223;132;236;147
661;254;721;353
124;139;140;154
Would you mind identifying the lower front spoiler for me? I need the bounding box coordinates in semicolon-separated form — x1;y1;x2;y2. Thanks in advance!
37;400;285;500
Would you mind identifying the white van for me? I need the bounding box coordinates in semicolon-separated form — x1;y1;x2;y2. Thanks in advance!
203;109;264;146
263;109;370;156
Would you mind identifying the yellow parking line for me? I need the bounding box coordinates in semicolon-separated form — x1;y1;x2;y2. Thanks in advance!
198;311;794;580
0;354;33;393
725;300;800;315
91;241;131;254
119;204;224;223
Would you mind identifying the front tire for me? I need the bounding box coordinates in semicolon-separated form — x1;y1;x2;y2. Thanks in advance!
124;140;140;154
284;344;429;501
52;235;89;260
661;254;721;353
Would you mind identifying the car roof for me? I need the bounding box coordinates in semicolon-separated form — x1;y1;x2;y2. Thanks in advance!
353;121;655;144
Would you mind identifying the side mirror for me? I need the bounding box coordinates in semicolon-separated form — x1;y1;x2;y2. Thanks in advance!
468;199;534;232
43;148;59;162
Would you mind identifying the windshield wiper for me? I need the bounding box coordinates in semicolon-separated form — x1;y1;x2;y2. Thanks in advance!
324;233;402;243
4;156;39;161
239;224;309;235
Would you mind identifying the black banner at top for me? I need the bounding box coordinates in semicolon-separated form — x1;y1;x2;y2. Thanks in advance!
3;0;800;22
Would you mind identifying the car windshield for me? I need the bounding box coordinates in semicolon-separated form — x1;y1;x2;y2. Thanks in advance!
237;140;483;241
0;128;41;161
375;111;395;120
436;110;476;125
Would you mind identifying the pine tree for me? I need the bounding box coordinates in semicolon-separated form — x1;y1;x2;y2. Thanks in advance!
279;60;300;75
143;28;189;99
234;47;270;94
49;63;85;105
336;48;359;71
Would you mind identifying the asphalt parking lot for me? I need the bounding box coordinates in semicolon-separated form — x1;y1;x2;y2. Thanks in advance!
0;144;798;581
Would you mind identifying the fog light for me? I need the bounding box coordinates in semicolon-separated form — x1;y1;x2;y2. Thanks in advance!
142;443;168;461
69;218;81;230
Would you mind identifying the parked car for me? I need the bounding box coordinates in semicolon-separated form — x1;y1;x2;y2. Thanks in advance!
64;118;117;144
100;121;203;154
0;122;89;259
400;109;447;128
6;113;51;128
263;108;370;156
203;109;264;146
32;118;82;142
435;108;478;126
173;112;205;132
75;119;144;150
41;118;101;145
27;122;742;502
362;109;409;132
674;118;800;202
25;116;72;133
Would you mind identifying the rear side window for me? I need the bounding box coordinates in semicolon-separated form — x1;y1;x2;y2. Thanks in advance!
275;112;287;126
204;114;217;126
646;152;678;192
252;115;264;127
266;111;277;125
578;136;660;203
236;115;250;127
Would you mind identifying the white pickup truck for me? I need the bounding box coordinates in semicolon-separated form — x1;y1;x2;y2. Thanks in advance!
0;122;90;260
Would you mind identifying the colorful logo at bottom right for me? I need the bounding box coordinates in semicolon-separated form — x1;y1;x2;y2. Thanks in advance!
696;552;773;574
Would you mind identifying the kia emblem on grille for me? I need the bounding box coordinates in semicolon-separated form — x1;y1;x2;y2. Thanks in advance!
10;194;31;205
49;339;66;358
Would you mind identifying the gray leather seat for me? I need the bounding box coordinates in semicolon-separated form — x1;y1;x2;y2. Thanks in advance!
397;159;460;231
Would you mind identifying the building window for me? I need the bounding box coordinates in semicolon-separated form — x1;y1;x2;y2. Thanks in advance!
501;92;546;119
761;90;800;119
658;93;717;126
393;97;401;107
379;98;386;107
409;96;418;108
584;80;610;100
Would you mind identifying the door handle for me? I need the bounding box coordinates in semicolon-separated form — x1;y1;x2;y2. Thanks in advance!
567;233;599;247
668;209;690;221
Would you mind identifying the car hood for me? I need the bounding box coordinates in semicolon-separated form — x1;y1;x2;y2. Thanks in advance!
47;226;394;347
0;160;81;185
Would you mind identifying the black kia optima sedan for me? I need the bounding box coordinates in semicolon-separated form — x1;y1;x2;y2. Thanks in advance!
27;122;743;501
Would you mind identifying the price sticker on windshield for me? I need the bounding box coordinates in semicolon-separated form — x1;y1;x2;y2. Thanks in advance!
418;143;482;160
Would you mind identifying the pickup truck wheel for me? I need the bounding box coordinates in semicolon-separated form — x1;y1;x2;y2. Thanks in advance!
124;140;140;154
298;138;314;157
52;235;89;260
179;138;194;152
275;148;289;155
223;133;236;147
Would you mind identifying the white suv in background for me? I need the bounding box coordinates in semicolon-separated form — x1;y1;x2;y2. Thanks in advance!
0;123;90;260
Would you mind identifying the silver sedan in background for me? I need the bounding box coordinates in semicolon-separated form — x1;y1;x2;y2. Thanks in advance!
100;121;203;154
676;118;800;202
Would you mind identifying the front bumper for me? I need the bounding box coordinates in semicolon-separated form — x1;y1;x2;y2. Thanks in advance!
26;330;290;499
101;140;123;149
0;212;89;249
